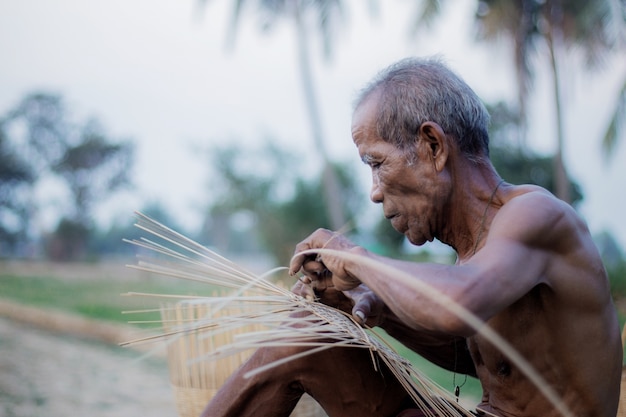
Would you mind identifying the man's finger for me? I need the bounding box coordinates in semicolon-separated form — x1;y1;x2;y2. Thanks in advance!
291;278;315;301
354;310;366;324
289;253;305;276
352;298;372;325
289;229;335;275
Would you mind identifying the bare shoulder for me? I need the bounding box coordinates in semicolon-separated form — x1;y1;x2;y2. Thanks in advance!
490;184;607;298
491;184;586;252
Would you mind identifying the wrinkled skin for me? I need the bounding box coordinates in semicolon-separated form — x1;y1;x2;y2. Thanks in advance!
202;90;621;417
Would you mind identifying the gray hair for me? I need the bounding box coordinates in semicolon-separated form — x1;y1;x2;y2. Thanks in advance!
354;57;491;162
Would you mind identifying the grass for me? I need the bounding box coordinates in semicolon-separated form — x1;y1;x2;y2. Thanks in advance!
0;263;216;326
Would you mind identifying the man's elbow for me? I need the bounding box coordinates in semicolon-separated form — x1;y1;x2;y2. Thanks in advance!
435;312;477;337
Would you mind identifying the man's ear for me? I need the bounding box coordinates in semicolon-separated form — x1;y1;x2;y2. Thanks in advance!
418;121;448;172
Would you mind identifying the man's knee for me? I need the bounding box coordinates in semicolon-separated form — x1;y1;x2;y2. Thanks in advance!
245;344;319;378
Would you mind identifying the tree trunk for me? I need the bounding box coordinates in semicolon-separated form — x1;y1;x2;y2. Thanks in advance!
292;3;346;230
546;26;571;204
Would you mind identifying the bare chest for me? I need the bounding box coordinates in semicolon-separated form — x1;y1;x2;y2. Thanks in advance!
466;286;557;411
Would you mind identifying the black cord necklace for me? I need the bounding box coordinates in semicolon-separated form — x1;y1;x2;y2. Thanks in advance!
453;342;467;402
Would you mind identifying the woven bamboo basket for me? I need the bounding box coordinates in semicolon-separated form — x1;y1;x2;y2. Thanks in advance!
161;300;327;417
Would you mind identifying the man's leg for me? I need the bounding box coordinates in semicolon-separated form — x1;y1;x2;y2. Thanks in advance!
201;343;412;417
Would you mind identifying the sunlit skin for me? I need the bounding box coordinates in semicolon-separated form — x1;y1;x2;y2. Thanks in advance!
202;90;621;417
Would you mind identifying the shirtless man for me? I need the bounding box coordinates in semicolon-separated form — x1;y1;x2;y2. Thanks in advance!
202;57;622;417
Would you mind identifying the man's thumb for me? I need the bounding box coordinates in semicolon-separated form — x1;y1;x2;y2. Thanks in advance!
352;300;371;325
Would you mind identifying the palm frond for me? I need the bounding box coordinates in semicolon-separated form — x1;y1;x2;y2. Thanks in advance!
602;77;626;160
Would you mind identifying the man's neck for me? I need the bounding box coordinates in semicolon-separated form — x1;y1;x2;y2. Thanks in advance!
438;162;503;261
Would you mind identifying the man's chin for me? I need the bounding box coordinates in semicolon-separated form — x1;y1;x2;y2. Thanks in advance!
406;232;430;247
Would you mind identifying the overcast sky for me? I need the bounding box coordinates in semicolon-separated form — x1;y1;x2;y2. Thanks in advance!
1;0;625;250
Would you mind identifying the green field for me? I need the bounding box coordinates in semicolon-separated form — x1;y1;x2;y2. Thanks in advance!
0;261;215;325
0;260;482;403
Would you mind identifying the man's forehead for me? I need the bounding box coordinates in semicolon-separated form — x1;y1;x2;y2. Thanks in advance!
352;96;381;141
353;91;381;123
355;134;394;161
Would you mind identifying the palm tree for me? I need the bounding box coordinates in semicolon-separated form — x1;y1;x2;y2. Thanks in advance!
601;2;625;162
199;0;356;230
474;0;621;203
602;76;626;160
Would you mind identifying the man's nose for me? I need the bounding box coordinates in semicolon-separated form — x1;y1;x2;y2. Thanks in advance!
370;179;383;203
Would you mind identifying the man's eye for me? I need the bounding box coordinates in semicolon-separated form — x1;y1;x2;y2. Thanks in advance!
362;155;382;169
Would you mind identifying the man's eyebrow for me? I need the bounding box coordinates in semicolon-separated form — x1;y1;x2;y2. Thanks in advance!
361;154;375;165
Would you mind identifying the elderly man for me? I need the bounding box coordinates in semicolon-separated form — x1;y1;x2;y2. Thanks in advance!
202;57;622;417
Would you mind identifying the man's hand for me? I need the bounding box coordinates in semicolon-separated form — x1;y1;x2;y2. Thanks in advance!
291;276;355;313
289;228;363;291
344;285;385;327
291;276;385;328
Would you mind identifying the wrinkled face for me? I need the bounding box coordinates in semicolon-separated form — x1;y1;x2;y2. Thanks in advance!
351;92;445;246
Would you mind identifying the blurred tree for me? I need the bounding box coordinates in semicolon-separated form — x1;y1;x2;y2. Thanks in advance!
408;0;447;33
52;120;134;228
2;92;135;260
260;162;362;264
487;100;583;204
200;0;371;230
595;230;625;270
596;231;626;299
371;216;405;257
45;218;92;261
0;93;69;256
91;202;184;256
602;76;626;161
49;120;134;260
0;124;35;254
490;143;583;203
202;139;362;265
5;92;69;171
473;0;622;203
599;0;625;162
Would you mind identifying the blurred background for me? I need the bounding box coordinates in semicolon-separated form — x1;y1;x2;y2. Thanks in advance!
1;0;625;265
0;0;625;415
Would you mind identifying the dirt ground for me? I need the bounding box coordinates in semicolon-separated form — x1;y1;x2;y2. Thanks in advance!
0;260;326;417
0;317;177;417
0;315;327;417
